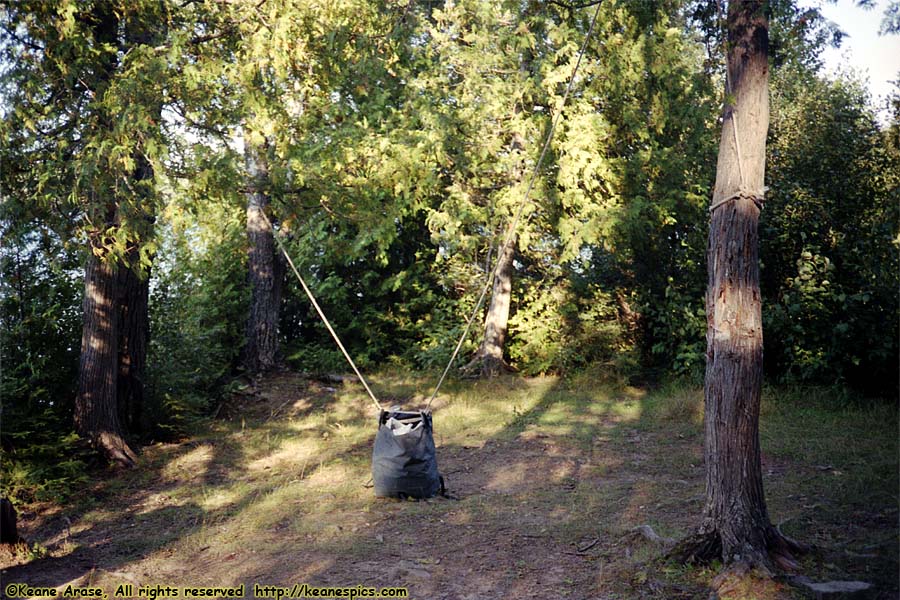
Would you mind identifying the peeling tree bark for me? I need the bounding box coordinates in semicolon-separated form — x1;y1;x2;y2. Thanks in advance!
244;135;282;374
671;0;805;573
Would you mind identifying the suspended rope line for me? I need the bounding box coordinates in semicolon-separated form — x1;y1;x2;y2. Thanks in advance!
730;109;746;187
260;211;384;413
425;1;603;410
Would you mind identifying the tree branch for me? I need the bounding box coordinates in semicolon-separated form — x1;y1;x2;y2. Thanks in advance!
547;0;604;10
1;26;45;52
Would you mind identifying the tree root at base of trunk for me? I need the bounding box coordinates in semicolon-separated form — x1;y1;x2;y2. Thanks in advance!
97;431;138;468
460;352;516;379
668;530;722;566
668;526;809;575
667;528;812;600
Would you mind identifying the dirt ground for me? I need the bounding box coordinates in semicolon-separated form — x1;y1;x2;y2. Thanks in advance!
2;373;897;599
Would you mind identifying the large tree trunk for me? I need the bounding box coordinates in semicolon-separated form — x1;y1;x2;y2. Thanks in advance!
73;1;157;465
116;133;155;434
75;251;138;467
73;0;134;467
671;0;803;573
465;234;516;378
244;135;282;373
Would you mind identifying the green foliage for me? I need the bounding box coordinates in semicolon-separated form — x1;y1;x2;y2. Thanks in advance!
0;217;87;502
408;304;476;371
1;0;170;269
764;68;900;394
2;0;898;510
286;347;347;374
509;278;622;375
1;427;89;503
278;208;450;373
642;278;707;379
553;1;717;377
146;201;249;434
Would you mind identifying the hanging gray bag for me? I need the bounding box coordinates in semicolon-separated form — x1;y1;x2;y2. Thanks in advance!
372;408;443;499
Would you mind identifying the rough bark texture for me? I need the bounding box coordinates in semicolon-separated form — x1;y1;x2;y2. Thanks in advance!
117;260;149;434
244;137;282;374
466;235;516;378
671;0;804;572
116;124;155;433
75;252;137;467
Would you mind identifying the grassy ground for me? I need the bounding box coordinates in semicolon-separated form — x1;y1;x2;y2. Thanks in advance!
1;371;897;599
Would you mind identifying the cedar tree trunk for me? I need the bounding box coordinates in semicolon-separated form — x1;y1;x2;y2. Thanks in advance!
116;143;154;434
75;250;138;467
466;234;516;378
244;136;282;373
114;0;163;434
73;3;137;467
671;0;804;572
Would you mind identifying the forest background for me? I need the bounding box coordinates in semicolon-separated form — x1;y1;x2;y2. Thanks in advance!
1;0;898;504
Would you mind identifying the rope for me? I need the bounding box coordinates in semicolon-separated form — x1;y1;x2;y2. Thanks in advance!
731;109;746;188
259;211;384;413
425;1;603;410
708;1;765;215
708;185;767;213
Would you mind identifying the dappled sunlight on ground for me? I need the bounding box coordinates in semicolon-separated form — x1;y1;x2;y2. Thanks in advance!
160;443;215;482
246;437;320;474
484;462;529;492
303;463;359;489
2;372;897;600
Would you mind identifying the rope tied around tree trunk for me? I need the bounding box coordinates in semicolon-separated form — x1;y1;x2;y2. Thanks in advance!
708;185;767;214
708;103;766;214
708;0;766;217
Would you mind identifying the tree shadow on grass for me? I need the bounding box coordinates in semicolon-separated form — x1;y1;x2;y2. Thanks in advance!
220;374;900;600
299;373;712;600
0;373;355;595
0;371;712;599
13;372;890;599
634;381;900;599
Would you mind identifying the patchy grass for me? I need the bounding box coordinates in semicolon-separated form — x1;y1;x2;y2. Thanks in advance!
1;372;896;599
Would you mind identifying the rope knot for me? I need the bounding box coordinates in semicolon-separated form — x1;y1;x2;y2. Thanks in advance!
708;185;767;214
